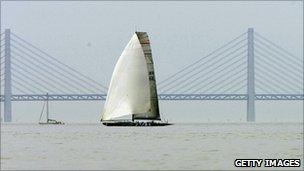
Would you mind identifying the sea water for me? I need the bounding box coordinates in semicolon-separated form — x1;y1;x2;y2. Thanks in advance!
1;123;303;170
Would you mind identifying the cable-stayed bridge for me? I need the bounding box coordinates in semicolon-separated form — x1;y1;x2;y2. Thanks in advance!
0;28;303;122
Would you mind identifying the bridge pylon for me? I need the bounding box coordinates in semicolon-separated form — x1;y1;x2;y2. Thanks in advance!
4;29;12;122
247;28;255;122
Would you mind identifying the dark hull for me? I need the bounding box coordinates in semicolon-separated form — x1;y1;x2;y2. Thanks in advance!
102;121;172;127
39;122;65;125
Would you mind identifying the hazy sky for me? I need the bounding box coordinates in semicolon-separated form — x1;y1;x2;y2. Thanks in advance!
0;1;303;123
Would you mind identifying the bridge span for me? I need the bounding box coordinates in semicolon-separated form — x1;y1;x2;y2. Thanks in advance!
0;94;303;101
1;28;303;122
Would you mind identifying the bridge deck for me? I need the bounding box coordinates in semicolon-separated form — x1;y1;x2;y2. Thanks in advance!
0;94;303;101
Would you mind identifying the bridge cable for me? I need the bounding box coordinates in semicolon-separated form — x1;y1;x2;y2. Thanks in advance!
12;77;40;94
255;75;285;94
12;84;28;94
186;57;247;94
179;57;247;94
11;57;80;94
11;52;81;93
255;55;303;90
158;37;247;90
10;33;108;91
159;42;247;92
230;81;247;94
10;46;101;93
11;65;63;94
255;37;302;69
11;50;97;94
190;61;247;94
255;32;302;64
175;57;246;94
158;32;247;85
12;73;49;93
254;41;303;73
10;39;106;93
220;77;247;94
255;66;299;93
254;81;277;94
255;44;303;77
206;68;247;94
255;60;303;94
159;47;247;93
255;50;303;84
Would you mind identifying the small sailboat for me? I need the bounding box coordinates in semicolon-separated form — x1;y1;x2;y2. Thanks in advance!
39;93;64;125
101;32;171;126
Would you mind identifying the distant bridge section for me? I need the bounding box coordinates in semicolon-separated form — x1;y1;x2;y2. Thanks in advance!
1;28;303;122
1;94;303;101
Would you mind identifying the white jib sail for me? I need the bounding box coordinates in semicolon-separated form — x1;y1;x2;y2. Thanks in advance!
102;33;152;121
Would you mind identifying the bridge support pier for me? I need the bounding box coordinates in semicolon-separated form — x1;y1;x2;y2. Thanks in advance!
247;28;255;122
4;29;12;122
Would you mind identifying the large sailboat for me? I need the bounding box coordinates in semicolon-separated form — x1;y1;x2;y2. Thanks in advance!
39;93;64;125
101;32;171;126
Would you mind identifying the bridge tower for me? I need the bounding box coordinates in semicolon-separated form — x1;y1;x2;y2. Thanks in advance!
247;28;255;122
4;29;12;122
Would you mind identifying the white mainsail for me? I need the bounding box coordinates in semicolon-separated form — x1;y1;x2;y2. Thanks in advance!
101;32;160;121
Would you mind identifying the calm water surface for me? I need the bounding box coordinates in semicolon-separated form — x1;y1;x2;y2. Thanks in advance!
1;123;303;170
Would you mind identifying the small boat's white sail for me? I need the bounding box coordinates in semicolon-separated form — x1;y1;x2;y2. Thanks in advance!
38;93;64;125
102;32;160;121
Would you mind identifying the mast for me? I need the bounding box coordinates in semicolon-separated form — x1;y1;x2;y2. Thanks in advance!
46;93;49;122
